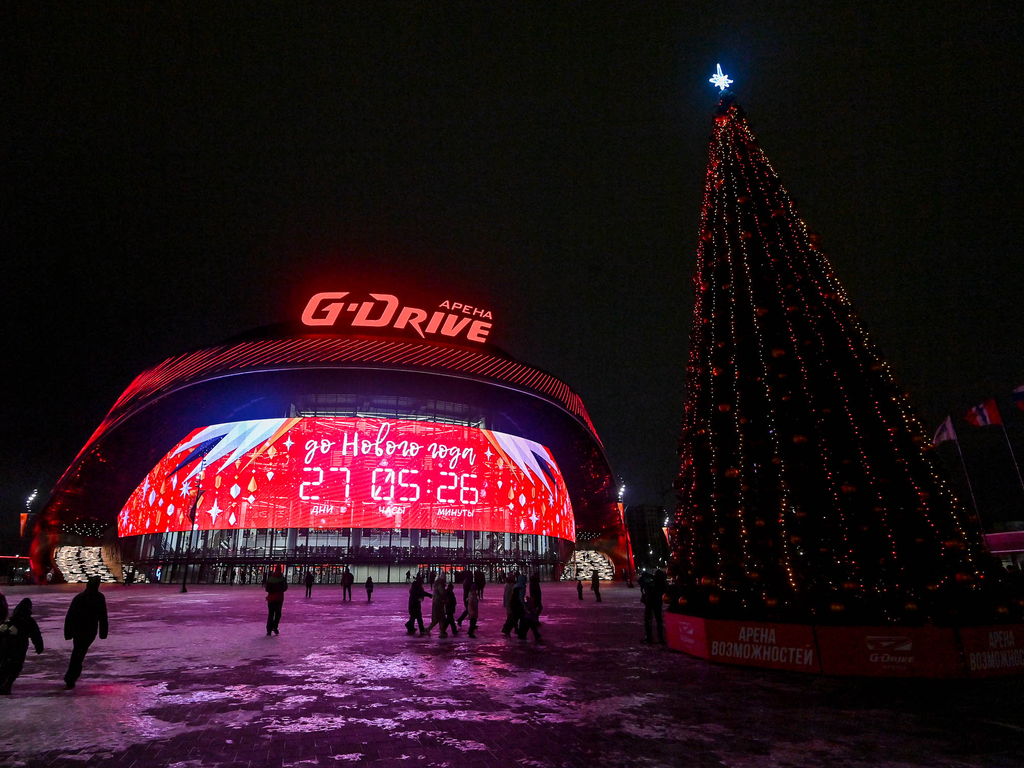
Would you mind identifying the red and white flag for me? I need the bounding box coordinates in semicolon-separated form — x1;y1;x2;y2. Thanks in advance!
965;398;1002;427
932;416;957;446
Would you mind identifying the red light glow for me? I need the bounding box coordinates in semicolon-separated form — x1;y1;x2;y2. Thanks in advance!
119;416;575;541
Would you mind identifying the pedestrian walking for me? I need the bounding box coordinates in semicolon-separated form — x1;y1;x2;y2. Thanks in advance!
474;569;486;600
519;592;542;642
63;576;108;689
500;572;516;636
643;569;667;644
425;574;447;634
365;576;374;602
405;570;411;583
442;581;459;637
458;569;473;626
304;570;314;598
405;575;430;635
265;566;288;635
591;570;602;602
341;567;354;602
576;579;584;600
466;584;480;638
0;599;44;694
529;571;543;624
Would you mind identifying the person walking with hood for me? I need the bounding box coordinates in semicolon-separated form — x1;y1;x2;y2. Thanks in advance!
474;569;486;600
458;569;473;626
406;575;430;635
466;584;480;638
590;570;602;602
341;567;354;601
0;599;44;694
265;566;288;635
643;569;667;644
441;581;459;637
365;576;374;602
503;575;529;637
63;576;108;689
501;572;516;636
304;570;314;598
528;571;543;624
425;573;447;634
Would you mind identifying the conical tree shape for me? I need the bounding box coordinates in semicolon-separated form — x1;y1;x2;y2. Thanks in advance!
672;96;1007;626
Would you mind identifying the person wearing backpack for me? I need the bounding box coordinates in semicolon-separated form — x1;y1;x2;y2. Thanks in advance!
0;599;44;694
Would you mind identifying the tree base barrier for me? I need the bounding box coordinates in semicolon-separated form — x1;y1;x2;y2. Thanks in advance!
664;613;1024;678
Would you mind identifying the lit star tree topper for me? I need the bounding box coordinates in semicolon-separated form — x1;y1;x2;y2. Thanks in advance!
709;63;733;91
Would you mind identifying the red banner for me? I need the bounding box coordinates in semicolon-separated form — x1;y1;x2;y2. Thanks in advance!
119;416;574;541
816;626;964;678
960;626;1024;678
705;619;820;673
665;613;709;658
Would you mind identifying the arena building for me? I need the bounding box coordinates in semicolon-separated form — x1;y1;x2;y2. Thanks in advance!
33;290;628;585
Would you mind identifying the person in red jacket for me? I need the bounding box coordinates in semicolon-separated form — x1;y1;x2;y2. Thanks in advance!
63;577;108;689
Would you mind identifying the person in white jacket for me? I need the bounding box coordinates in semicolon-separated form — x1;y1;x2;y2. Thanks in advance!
425;574;447;634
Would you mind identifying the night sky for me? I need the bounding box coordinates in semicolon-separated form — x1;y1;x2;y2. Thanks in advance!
3;3;1022;550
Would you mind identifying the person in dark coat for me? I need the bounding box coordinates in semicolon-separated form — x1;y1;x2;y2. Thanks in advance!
466;584;480;638
442;581;459;637
0;599;44;694
590;570;602;602
528;571;543;623
458;569;473;626
503;575;528;636
643;569;667;644
63;576;108;689
304;570;314;598
0;588;8;623
365;576;374;602
265;566;288;635
341;567;354;602
405;575;430;635
576;579;584;600
474;569;486;600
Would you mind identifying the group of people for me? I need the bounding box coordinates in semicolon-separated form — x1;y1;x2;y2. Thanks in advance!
302;567;373;602
0;576;109;694
405;567;486;638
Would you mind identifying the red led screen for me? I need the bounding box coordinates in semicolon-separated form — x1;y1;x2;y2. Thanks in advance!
118;416;575;541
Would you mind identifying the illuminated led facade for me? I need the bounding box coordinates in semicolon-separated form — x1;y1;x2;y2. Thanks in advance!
35;293;625;584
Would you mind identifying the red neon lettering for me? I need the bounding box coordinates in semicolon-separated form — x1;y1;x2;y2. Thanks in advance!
441;314;472;337
352;293;399;327
301;292;349;326
425;311;445;334
394;306;428;338
467;320;492;343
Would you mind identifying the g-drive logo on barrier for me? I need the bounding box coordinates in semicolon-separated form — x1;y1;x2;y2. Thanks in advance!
866;636;913;665
302;292;493;344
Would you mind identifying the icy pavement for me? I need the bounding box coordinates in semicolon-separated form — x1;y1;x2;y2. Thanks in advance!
1;582;1023;767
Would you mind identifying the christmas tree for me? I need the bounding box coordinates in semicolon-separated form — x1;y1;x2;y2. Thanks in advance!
671;93;1011;626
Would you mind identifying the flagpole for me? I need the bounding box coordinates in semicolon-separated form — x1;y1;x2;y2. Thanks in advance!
1001;424;1024;495
953;439;981;516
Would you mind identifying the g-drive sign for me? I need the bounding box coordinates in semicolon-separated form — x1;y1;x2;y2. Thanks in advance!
302;292;493;344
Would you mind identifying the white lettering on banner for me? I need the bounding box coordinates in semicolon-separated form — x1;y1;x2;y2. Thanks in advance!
969;648;1024;670
302;292;494;343
989;630;1016;648
708;624;815;668
710;640;815;667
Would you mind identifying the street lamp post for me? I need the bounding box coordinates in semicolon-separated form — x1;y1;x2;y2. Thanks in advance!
181;462;206;594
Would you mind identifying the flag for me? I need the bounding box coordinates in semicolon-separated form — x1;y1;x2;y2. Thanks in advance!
1014;384;1024;412
965;398;1002;427
932;416;957;446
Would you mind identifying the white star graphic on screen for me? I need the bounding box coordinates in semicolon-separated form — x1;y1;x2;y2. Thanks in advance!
142;476;151;495
484;447;493;460
207;500;222;525
284;436;294;450
709;63;733;91
179;478;192;498
529;511;539;527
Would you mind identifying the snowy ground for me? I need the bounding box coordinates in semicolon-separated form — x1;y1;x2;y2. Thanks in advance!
1;582;1023;767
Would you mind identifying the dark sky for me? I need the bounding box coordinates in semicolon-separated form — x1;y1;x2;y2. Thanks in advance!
2;3;1022;548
